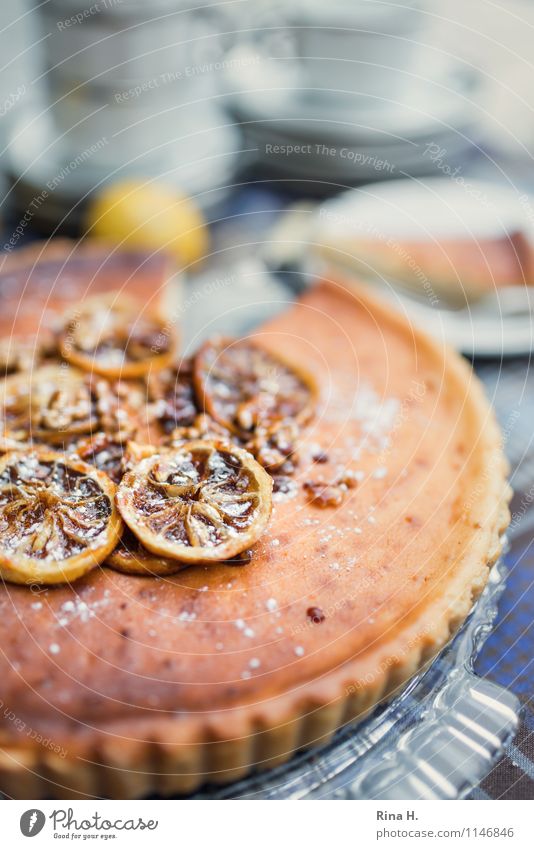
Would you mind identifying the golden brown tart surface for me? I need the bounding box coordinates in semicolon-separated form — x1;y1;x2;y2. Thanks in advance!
0;271;509;798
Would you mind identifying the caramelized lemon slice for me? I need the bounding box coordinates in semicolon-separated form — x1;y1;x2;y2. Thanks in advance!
60;294;177;379
116;440;272;564
0;365;144;447
107;526;185;576
74;432;127;483
193;337;318;438
0;450;123;585
146;359;198;436
0;330;58;377
0;365;97;447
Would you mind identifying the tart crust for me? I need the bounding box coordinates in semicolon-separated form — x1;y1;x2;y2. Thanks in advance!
0;274;510;799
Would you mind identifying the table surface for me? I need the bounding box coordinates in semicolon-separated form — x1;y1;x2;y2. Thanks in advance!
468;362;534;799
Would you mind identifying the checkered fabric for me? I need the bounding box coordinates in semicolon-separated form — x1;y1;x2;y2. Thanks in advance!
469;359;534;799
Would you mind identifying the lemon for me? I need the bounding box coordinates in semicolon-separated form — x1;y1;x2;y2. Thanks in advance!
85;180;209;266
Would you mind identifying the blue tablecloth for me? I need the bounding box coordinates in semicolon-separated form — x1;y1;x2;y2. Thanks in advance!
471;362;534;798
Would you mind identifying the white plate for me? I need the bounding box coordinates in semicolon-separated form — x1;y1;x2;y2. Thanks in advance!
314;178;534;357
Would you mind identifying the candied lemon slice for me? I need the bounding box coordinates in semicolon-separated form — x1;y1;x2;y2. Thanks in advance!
193;336;318;438
165;413;231;448
117;440;272;563
0;330;58;377
146;359;198;436
0;365;97;447
0;365;144;447
107;527;185;576
0;450;123;585
74;432;127;483
60;294;177;379
92;375;146;441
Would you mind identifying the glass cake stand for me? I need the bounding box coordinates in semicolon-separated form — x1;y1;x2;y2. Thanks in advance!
193;552;519;800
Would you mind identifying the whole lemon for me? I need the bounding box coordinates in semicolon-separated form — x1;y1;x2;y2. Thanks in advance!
85;180;209;266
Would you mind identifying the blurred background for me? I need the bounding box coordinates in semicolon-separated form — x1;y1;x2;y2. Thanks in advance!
2;1;534;259
1;0;534;799
3;0;534;354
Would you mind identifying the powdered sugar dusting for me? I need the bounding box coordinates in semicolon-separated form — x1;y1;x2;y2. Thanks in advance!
56;593;111;626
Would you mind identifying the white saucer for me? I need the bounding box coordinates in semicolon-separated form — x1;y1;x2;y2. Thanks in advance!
219;44;480;184
220;44;478;141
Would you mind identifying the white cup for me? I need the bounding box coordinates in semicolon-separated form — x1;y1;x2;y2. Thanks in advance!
282;0;422;102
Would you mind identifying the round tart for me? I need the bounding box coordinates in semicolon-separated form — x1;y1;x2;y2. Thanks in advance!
60;294;177;379
0;450;122;585
193;336;318;437
117;440;273;563
0;280;509;800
